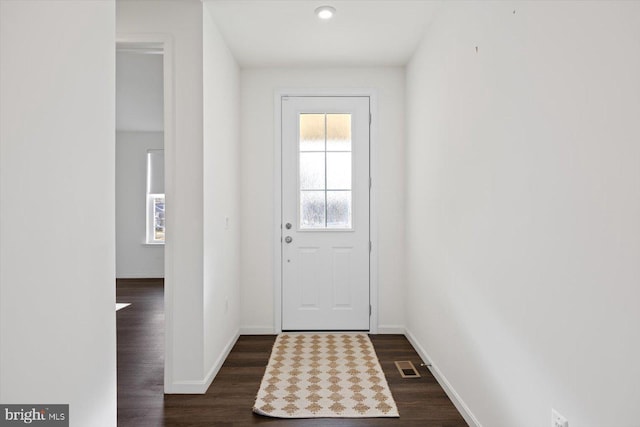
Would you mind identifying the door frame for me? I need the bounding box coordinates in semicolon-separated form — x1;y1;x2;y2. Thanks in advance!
273;89;379;334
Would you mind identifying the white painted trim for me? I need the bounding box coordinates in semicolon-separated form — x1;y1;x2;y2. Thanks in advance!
115;274;165;279
377;325;406;334
167;331;239;394
273;89;379;334
404;329;482;427
240;326;276;335
274;93;283;333
368;91;379;335
116;33;176;394
165;380;208;394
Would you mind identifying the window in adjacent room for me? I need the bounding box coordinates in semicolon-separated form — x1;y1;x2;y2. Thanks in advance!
146;149;165;244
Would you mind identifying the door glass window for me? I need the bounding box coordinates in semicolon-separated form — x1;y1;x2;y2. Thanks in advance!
299;113;352;229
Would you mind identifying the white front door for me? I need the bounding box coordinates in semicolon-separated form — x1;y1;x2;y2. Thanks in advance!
281;96;370;330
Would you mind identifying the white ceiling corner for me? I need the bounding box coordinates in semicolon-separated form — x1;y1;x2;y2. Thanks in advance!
204;0;441;68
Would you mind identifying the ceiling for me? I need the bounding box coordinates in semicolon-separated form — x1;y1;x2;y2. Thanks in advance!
204;0;442;67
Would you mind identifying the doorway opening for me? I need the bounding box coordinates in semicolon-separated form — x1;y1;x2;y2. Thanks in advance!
115;36;174;400
115;43;165;278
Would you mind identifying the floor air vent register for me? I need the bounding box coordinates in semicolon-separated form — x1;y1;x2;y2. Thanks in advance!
394;360;421;378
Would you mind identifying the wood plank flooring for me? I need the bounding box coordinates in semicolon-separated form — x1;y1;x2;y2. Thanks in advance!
117;279;468;427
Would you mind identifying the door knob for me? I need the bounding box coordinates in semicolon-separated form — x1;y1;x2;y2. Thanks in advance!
285;223;292;229
285;236;293;244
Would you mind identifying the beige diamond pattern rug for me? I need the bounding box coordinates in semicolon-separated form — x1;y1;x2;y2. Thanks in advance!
253;333;399;418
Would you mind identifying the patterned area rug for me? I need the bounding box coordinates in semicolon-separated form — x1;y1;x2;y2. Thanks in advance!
253;333;399;418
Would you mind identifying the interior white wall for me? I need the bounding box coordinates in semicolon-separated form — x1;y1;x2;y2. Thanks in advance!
116;131;164;278
239;68;405;333
405;2;640;426
202;2;241;379
0;1;116;426
116;51;164;132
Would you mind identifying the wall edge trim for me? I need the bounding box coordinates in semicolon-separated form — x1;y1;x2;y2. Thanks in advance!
405;328;482;427
165;330;239;394
377;325;406;334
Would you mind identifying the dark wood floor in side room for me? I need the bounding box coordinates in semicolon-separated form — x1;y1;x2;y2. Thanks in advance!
117;279;468;427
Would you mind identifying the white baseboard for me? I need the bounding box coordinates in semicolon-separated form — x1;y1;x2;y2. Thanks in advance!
167;330;239;394
240;326;275;335
404;329;482;427
166;380;208;394
377;325;406;334
240;326;406;334
240;326;405;334
116;273;165;279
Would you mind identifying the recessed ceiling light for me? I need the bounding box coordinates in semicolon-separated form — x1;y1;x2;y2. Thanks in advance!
315;5;336;20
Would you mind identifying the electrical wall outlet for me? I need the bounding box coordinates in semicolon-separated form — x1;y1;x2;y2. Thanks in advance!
552;409;568;427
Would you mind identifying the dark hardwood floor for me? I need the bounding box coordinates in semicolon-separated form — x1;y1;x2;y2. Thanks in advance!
117;279;468;427
117;279;165;426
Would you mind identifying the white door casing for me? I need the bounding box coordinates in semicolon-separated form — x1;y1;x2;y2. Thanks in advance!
281;96;370;330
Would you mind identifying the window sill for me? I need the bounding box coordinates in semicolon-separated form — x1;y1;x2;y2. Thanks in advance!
142;242;165;246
